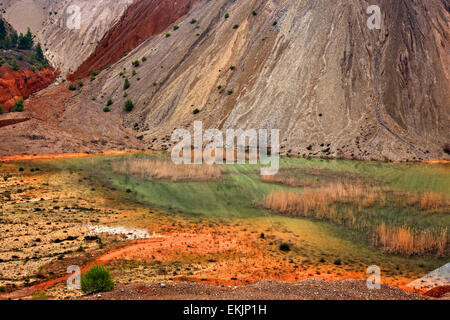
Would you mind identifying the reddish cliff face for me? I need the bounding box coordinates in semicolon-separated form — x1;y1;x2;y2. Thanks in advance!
68;0;200;80
0;66;58;111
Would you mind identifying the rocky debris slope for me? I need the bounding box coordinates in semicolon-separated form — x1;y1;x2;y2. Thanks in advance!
79;280;429;300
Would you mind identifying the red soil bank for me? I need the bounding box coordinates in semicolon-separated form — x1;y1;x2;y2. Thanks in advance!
0;66;58;111
68;0;200;80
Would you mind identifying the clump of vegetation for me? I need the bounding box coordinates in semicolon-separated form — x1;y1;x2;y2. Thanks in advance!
106;98;113;106
0;285;6;293
69;84;77;91
193;108;200;115
132;60;140;67
78;81;83;88
81;265;114;294
230;65;235;70
92;70;100;77
124;99;134;112
224;13;229;19
132;70;137;76
233;24;239;29
92;97;96;101
11;99;24;112
173;25;179;31
165;33;171;38
123;78;130;90
30;291;49;300
103;107;111;113
227;89;234;95
123;92;128;98
142;56;147;62
273;21;278;26
333;259;342;265
10;58;19;71
190;18;198;24
0;104;3;114
152;82;157;86
279;243;291;252
252;10;258;16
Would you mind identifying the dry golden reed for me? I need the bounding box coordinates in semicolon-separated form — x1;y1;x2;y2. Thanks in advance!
373;223;448;257
112;159;224;182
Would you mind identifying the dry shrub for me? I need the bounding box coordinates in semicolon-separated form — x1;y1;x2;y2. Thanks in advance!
373;223;448;257
112;159;224;182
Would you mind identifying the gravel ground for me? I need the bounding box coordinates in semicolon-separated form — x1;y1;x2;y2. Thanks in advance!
79;280;430;300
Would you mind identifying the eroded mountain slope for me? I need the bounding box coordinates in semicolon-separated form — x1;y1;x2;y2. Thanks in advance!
87;0;448;161
1;0;448;160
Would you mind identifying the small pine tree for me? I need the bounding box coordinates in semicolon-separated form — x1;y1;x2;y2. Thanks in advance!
124;99;134;112
123;78;130;90
35;43;45;62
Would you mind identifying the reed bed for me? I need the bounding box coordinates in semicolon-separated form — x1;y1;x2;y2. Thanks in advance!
112;159;225;182
373;223;448;257
261;182;449;256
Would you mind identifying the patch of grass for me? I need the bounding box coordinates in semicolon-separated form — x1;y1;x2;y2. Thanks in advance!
30;292;49;300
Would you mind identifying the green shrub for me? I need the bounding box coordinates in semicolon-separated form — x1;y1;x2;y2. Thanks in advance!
106;98;113;106
132;60;140;67
165;33;171;38
123;92;128;98
224;13;229;19
69;85;77;91
103;107;110;113
142;56;147;62
173;25;179;31
11;99;24;112
0;285;6;293
81;265;114;294
123;78;130;90
124;99;134;112
78;81;83;88
227;89;234;95
233;24;239;29
152;82;157;86
230;65;235;70
279;243;291;252
132;70;137;76
10;58;19;71
0;104;3;114
273;21;278;26
252;10;257;16
92;97;96;101
193;108;200;115
190;18;197;24
92;70;100;77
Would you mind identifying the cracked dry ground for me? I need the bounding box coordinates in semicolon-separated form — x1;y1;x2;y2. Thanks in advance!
0;158;426;300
